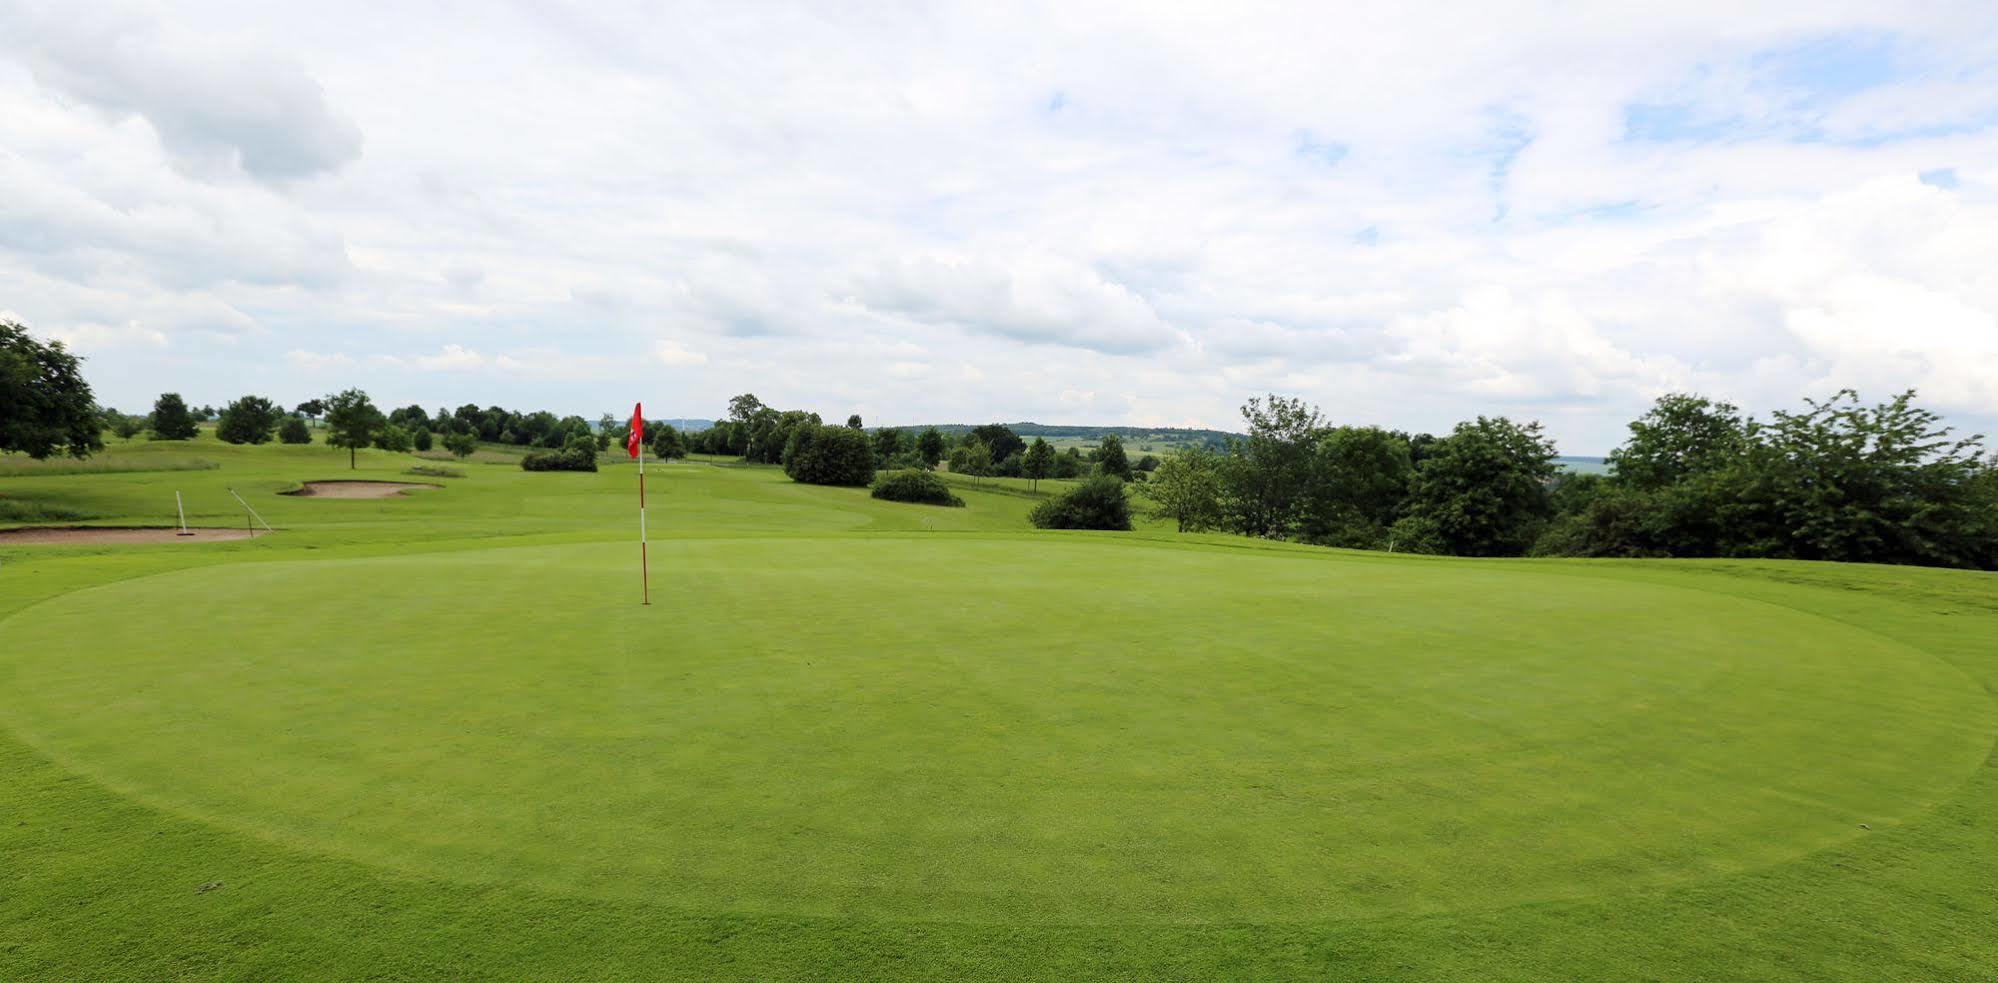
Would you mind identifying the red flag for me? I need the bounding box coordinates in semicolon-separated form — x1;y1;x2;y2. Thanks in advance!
626;403;644;459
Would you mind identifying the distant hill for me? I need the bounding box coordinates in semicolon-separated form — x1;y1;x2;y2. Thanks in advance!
656;418;715;432
893;422;1239;448
1555;456;1609;475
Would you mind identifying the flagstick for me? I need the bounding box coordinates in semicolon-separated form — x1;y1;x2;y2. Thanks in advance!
638;444;651;606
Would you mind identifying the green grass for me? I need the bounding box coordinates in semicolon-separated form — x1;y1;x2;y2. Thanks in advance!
3;434;1997;979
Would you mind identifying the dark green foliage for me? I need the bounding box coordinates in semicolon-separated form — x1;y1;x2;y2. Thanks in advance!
323;388;385;469
1298;426;1415;549
295;398;325;421
1030;475;1133;530
873;426;904;464
149;392;200;441
1404;416;1557;557
916;427;946;469
0;321;102;459
1608;394;1747;491
948;439;991;481
1022;437;1055;491
1054;446;1084;478
110;414;144;440
846;414;864;430
278;415;312;444
373;424;415;453
870;468;964;507
1146;446;1223;532
1222;394;1323;537
412;427;434;452
522;434;599;472
971;424;1025;463
784;424;876;486
215;395;284;445
443;431;478;458
651;425;687;460
1098;434;1132;481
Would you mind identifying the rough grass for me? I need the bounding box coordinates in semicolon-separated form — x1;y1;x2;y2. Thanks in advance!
2;435;1997;980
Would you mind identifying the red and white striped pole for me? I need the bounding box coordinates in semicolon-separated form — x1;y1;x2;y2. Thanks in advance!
631;402;650;606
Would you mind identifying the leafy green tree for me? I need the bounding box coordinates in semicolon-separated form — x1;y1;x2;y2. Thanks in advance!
1098;434;1132;481
1608;394;1747;491
1030;475;1132;530
1054;446;1084;478
1146;446;1224;532
1222;394;1323;537
323;388;385;469
149;392;200;441
1405;416;1557;556
443;431;478;458
727;393;765;425
949;439;992;484
0;321;103;459
1297;426;1415;548
373;423;415;453
295;399;326;425
874;426;904;464
784;424;876;486
971;424;1025;462
278;415;312;444
846;413;864;430
216;395;284;444
111;414;144;440
413;427;433;452
651;424;687;461
1022;437;1056;492
915;427;946;469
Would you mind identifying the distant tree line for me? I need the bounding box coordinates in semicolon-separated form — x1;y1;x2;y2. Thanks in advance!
1134;390;1998;569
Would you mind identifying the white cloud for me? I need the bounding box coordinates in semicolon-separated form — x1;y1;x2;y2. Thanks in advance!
1;2;1997;451
654;340;708;367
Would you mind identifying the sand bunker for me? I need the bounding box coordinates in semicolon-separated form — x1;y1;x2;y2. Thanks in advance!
286;481;440;499
0;526;263;546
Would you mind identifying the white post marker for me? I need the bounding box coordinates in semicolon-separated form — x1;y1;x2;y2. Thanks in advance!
175;491;193;536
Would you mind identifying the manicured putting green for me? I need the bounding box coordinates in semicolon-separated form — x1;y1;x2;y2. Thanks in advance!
1;539;1987;925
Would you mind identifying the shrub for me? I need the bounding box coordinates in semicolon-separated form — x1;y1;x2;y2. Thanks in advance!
278;416;312;444
522;435;599;472
1030;475;1132;530
785;424;876;486
871;469;964;507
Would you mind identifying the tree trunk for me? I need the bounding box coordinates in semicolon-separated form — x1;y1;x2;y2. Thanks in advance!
349;444;356;469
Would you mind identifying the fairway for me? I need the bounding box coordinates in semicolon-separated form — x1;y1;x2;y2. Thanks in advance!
6;439;1998;979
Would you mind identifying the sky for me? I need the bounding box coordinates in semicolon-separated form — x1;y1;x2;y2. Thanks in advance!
3;1;1997;453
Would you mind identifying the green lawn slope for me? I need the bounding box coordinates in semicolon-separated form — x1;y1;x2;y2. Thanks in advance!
2;435;1995;979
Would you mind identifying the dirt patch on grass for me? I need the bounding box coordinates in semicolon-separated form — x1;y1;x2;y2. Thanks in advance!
286;481;440;499
0;526;263;545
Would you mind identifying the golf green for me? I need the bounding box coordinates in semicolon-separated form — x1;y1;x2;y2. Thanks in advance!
3;538;1987;926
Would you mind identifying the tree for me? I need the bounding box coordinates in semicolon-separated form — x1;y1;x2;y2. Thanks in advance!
149;392;200;441
412;427;433;452
846;413;864;430
727;393;765;425
1022;436;1056;492
323;388;385;469
295;399;326;425
1147;446;1224;532
111;414;144;440
373;423;415;453
950;439;991;484
1222;394;1324;538
651;424;687;461
279;415;312;444
443;431;478;458
1608;394;1747;491
970;424;1025;463
915;427;947;470
1030;475;1133;530
784;424;876;486
1054;446;1084;478
1404;416;1557;556
1098;433;1132;481
0;321;103;459
215;395;284;445
874;426;904;464
1297;426;1415;548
